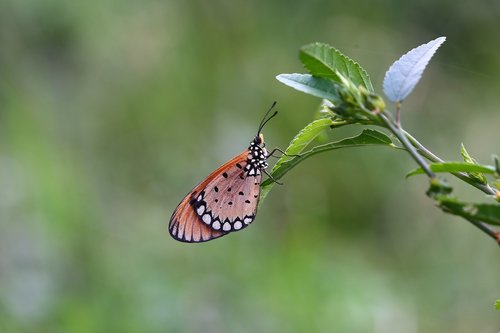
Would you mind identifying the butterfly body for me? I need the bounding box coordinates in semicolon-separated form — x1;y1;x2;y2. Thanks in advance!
169;133;270;243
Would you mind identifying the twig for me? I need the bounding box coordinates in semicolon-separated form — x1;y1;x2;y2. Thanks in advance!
378;112;435;178
461;216;500;245
402;130;497;196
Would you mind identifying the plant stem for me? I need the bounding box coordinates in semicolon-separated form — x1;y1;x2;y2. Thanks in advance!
379;112;435;178
400;130;499;243
402;130;497;196
395;102;401;126
462;216;500;245
378;112;499;244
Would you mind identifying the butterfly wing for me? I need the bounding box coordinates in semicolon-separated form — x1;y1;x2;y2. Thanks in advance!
169;150;262;243
169;193;226;243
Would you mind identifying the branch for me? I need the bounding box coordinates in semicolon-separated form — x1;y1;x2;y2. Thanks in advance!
402;130;498;196
378;112;435;178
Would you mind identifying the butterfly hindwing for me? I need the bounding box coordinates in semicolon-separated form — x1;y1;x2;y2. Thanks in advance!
169;150;262;243
169;192;227;242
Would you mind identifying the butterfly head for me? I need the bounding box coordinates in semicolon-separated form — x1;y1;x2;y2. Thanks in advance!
249;133;266;153
253;133;265;146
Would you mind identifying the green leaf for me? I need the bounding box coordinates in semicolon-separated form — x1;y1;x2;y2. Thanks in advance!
460;143;475;164
495;300;500;309
260;118;333;201
300;43;374;92
260;129;394;202
406;162;496;178
271;118;334;172
437;197;500;226
426;177;453;198
460;143;487;184
276;74;341;102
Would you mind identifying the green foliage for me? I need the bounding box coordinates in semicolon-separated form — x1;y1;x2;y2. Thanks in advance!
270;118;334;172
300;43;374;92
406;162;496;178
426;177;453;197
275;37;500;244
276;74;342;102
460;144;488;184
261;129;394;201
496;300;500;309
436;197;500;226
260;118;333;201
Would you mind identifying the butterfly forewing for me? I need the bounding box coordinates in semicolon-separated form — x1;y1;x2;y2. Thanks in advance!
169;150;262;243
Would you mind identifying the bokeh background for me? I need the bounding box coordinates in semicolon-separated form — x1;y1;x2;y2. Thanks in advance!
1;0;499;332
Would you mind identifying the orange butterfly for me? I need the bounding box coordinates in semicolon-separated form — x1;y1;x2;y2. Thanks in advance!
169;102;281;243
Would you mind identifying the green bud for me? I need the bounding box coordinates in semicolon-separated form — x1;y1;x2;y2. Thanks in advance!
426;177;453;198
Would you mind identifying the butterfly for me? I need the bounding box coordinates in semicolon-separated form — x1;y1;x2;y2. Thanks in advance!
169;102;282;243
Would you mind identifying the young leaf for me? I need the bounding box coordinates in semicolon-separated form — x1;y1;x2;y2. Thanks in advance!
271;118;334;173
437;197;500;226
406;162;496;178
276;74;341;103
260;118;333;202
383;37;446;103
495;300;500;309
260;129;394;202
300;43;374;92
460;143;487;184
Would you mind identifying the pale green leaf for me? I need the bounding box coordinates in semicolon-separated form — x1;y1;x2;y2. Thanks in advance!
384;37;446;102
276;74;341;102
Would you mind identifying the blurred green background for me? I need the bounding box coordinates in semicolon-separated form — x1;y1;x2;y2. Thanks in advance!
1;0;499;332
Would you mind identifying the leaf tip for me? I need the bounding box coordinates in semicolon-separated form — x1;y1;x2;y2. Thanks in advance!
383;36;447;103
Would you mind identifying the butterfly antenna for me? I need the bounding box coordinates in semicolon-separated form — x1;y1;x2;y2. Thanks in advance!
257;101;278;135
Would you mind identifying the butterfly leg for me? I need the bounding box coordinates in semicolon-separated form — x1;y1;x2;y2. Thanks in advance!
267;147;301;158
262;169;283;185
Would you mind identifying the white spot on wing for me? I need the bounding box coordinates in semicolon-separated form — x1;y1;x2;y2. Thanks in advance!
244;217;253;224
197;205;205;215
202;214;211;224
212;220;221;230
222;222;231;231
234;221;243;230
